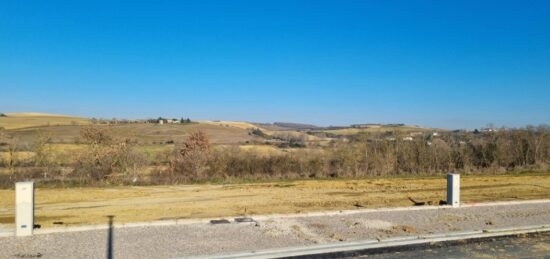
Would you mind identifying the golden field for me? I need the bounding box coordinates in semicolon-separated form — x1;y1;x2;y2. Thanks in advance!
0;113;90;130
0;174;549;228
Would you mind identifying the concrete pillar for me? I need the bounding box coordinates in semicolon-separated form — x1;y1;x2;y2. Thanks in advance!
447;173;460;207
16;181;34;236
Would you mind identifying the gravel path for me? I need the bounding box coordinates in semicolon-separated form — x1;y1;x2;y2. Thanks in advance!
1;201;549;259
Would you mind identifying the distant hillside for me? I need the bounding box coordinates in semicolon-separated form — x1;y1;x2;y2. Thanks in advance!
318;125;438;135
273;122;319;130
4;112;76;117
0;113;441;145
7;122;257;145
200;120;265;130
0;112;90;129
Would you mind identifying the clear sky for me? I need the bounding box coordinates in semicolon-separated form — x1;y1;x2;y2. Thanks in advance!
1;1;549;129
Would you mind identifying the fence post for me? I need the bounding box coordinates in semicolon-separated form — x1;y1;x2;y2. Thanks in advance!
15;181;34;236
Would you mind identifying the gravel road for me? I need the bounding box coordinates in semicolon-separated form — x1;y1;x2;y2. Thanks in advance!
1;201;549;259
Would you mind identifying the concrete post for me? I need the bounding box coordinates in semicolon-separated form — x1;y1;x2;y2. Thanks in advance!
447;173;460;207
15;181;34;236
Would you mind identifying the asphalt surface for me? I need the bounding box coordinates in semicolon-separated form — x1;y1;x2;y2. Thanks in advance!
1;201;549;258
344;232;550;259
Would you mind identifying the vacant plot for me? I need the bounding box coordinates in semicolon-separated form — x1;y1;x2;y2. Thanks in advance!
0;174;548;228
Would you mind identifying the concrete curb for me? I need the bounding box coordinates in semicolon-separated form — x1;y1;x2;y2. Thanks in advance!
0;231;14;238
1;199;549;237
187;224;550;259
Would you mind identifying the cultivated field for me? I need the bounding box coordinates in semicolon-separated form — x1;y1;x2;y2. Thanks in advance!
0;174;549;228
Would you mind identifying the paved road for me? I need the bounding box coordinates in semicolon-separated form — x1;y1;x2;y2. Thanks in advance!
345;232;550;259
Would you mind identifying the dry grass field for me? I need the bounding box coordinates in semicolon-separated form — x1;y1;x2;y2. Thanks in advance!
0;174;549;228
5;121;258;145
237;144;285;155
0;113;90;130
200;120;264;131
322;125;435;135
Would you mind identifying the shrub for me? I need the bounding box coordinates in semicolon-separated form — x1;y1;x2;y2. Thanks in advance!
72;126;146;185
250;128;268;138
168;131;211;183
80;125;113;145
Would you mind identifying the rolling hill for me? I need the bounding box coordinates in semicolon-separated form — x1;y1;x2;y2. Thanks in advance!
0;112;440;146
0;113;90;130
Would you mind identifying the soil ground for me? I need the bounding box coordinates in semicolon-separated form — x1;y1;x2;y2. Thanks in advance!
0;174;549;228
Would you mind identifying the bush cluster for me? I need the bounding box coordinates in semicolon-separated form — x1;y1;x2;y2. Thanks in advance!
1;125;550;188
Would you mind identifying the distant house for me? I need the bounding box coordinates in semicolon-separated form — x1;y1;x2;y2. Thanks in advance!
158;117;189;124
481;128;498;133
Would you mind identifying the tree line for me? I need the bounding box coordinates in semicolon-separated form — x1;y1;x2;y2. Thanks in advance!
0;125;549;187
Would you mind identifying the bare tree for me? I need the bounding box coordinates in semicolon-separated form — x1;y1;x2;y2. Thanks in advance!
32;131;55;179
170;131;211;182
73;125;146;185
0;129;18;180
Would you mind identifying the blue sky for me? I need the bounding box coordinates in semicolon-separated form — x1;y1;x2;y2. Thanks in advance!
1;1;549;129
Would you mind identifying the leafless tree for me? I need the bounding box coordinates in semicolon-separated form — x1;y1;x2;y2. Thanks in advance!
169;131;211;183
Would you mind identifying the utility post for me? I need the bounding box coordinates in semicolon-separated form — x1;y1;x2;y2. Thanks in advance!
15;181;34;236
447;173;460;207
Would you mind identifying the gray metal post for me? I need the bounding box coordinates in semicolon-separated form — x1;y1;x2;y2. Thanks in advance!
447;173;460;207
16;181;34;236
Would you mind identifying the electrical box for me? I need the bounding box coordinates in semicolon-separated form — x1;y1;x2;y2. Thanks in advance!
16;181;34;236
447;173;460;207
